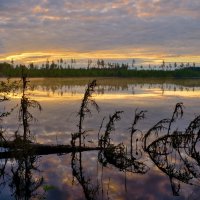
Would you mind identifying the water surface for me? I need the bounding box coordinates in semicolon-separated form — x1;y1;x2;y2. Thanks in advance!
0;77;200;200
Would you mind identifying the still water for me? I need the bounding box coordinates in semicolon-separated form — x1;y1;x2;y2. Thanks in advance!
0;77;200;200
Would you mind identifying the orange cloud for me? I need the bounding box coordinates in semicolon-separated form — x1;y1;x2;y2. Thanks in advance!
1;48;200;65
32;5;48;14
0;48;165;63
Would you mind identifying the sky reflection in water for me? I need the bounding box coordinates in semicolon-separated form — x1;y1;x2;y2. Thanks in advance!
1;78;200;200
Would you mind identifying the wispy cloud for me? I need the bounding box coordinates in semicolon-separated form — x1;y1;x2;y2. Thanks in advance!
0;0;200;63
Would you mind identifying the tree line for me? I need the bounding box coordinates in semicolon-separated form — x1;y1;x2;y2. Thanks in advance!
0;58;200;78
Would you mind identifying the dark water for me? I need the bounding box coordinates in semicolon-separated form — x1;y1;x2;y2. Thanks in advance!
0;77;200;200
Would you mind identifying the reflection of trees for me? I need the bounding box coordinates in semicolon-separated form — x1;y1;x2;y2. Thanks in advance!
29;83;200;96
71;152;99;200
10;151;43;200
25;78;200;97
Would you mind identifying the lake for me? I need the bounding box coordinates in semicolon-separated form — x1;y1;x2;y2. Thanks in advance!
0;77;200;200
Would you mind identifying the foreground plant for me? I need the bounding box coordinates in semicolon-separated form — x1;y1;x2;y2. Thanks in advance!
71;80;99;147
144;103;200;196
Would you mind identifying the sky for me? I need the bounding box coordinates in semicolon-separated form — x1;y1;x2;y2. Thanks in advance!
0;0;200;65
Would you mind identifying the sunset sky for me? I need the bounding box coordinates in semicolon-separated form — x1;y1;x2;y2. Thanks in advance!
0;0;200;65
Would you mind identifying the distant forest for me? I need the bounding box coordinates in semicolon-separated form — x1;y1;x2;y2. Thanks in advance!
0;59;200;78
